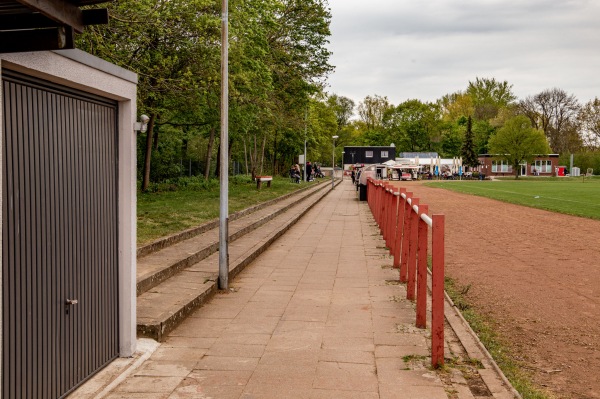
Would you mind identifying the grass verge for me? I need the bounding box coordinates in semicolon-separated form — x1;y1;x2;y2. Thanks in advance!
137;175;321;245
425;177;600;220
444;276;554;399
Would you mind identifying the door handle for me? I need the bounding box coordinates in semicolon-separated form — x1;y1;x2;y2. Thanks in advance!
65;298;78;315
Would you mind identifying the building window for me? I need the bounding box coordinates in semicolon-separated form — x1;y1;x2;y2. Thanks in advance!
534;160;552;173
381;150;388;158
492;160;511;173
365;151;373;158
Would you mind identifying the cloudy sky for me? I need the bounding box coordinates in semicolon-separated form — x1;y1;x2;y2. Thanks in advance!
326;0;600;107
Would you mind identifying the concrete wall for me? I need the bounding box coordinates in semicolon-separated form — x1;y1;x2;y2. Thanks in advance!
0;50;138;363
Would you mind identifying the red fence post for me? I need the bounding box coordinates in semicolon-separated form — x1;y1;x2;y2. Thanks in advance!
399;192;412;283
392;188;406;269
375;181;382;226
431;214;445;368
387;188;399;252
385;186;396;251
406;198;419;301
381;184;390;239
379;182;387;233
416;205;429;328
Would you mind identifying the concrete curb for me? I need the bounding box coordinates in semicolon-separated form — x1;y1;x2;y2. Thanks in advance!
426;267;521;399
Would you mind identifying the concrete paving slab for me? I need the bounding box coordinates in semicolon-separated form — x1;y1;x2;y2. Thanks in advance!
313;361;378;392
81;181;519;399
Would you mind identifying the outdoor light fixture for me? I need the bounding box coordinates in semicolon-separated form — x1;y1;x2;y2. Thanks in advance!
134;114;150;133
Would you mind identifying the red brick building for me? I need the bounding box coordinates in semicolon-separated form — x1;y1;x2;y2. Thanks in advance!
477;154;560;177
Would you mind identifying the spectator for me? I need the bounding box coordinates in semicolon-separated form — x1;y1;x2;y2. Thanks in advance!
290;164;301;183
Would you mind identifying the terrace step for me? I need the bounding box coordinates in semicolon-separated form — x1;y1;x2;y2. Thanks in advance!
136;181;336;341
136;182;329;296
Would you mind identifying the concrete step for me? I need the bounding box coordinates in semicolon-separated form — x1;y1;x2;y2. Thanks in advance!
136;181;337;341
136;182;329;296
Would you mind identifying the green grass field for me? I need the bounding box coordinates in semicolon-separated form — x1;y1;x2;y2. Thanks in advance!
137;176;321;245
426;177;600;220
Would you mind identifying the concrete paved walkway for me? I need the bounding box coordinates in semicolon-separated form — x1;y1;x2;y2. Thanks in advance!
74;181;516;399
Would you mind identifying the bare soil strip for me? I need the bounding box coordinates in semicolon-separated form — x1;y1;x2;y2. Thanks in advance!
399;183;600;399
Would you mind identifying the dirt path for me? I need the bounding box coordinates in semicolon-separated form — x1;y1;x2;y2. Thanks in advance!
396;182;600;399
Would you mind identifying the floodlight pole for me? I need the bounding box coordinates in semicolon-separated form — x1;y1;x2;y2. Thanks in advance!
219;0;229;290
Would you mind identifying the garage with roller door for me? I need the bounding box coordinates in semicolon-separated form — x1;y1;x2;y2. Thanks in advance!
0;51;137;399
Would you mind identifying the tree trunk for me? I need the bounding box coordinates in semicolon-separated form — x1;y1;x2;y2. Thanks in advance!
272;130;278;174
249;134;257;179
260;135;267;175
243;138;249;175
142;114;156;191
204;125;216;180
215;141;220;178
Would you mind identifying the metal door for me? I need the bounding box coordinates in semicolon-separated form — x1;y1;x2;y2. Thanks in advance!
2;70;119;398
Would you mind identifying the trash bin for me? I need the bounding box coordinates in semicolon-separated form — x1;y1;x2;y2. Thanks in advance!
359;184;368;201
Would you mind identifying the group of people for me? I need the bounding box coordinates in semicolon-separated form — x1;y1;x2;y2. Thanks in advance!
289;162;323;183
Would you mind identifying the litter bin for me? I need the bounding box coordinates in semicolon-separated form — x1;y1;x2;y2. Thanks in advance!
359;184;367;201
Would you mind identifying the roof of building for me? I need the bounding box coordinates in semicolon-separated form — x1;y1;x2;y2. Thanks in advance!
0;0;112;53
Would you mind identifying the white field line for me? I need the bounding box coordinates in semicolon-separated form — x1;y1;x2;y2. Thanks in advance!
464;185;600;208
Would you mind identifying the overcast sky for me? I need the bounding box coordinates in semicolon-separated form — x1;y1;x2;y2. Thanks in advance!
325;0;600;107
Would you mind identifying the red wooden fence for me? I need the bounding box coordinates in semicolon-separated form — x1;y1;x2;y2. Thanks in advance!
367;178;445;367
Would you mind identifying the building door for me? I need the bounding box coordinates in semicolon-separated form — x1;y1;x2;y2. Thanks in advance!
520;163;527;176
2;70;119;398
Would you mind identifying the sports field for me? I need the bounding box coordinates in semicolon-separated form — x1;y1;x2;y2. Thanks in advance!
426;177;600;220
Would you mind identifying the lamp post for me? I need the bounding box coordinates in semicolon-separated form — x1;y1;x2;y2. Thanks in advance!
332;135;338;189
218;0;229;290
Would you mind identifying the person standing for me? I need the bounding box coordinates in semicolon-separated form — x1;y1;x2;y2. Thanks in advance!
306;161;313;181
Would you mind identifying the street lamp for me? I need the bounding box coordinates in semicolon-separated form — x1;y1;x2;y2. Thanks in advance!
332;135;339;189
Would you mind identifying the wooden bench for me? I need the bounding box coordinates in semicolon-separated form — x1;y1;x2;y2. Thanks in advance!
256;175;273;189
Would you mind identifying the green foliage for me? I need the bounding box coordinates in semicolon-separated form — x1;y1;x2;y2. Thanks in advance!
439;123;464;157
488;115;551;178
558;151;600;174
78;0;333;184
461;116;479;168
467;77;516;121
383;99;441;152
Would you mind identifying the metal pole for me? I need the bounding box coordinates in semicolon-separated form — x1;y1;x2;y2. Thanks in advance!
218;0;229;290
304;107;307;182
331;136;338;189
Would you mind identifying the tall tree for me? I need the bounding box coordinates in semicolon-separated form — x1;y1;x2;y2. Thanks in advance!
357;95;392;131
467;77;516;120
519;88;581;153
438;92;474;121
383;99;441;152
488;115;551;179
327;94;355;130
461;116;479;168
579;98;600;149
